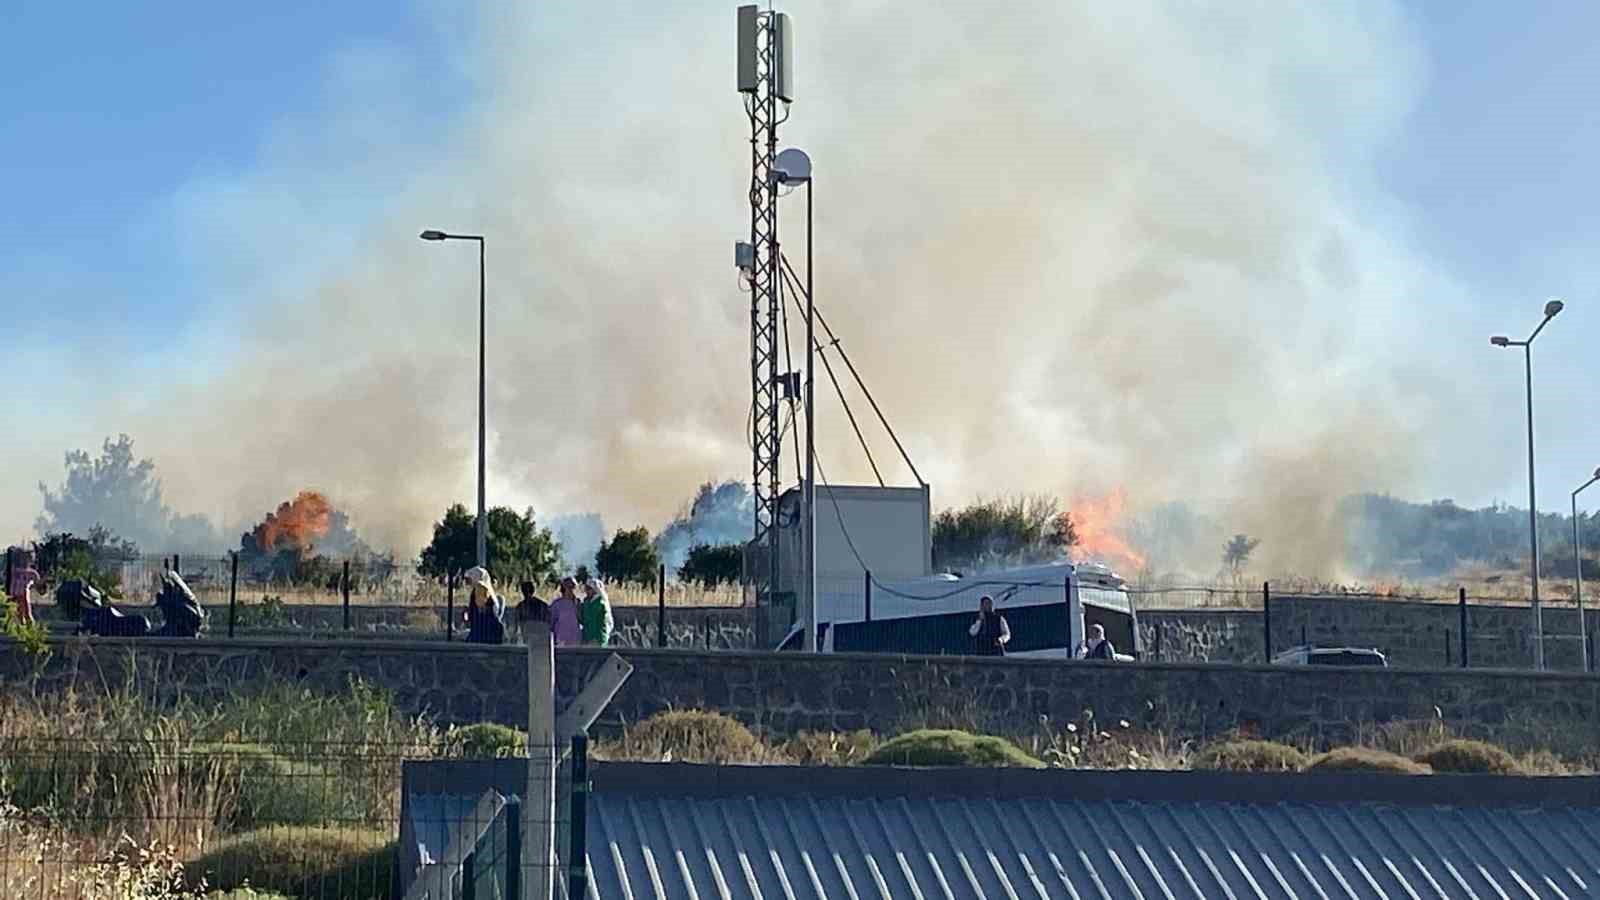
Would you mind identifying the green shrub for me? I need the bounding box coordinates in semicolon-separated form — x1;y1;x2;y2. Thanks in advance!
781;730;879;766
864;729;1044;768
1414;739;1523;775
444;723;527;758
610;710;769;763
199;742;355;828
189;827;394;900
1305;747;1431;775
1192;740;1308;773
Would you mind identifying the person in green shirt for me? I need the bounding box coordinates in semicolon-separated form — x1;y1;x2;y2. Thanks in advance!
579;577;614;646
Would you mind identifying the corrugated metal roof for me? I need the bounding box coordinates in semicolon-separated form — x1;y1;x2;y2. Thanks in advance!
587;793;1600;899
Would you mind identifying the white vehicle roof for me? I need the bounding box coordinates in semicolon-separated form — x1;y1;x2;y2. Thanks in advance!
816;561;1130;624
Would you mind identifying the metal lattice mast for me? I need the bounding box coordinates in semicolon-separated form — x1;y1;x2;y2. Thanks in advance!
740;6;786;602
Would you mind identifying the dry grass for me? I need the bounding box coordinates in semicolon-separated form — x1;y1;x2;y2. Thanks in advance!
1130;565;1589;608
0;804;197;900
1306;747;1432;775
1192;740;1308;773
596;710;781;764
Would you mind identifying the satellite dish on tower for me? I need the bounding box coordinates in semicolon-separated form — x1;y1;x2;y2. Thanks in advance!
775;147;812;183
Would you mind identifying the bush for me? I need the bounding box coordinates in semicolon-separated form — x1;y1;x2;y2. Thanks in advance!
1192;740;1308;773
1414;739;1523;775
444;723;527;758
200;742;354;829
189;827;394;900
608;710;769;763
781;730;879;766
1305;747;1431;775
865;729;1044;768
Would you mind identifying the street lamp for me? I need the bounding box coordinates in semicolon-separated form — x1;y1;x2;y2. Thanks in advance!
1490;297;1563;670
774;147;814;652
1574;467;1600;672
420;229;488;570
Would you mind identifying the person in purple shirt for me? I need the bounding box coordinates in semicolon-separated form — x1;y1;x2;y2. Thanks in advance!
549;576;582;647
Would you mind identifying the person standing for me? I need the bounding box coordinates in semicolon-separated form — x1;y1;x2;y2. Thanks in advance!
580;577;613;647
968;595;1010;656
1076;622;1117;660
5;547;40;626
462;566;506;645
549;576;583;647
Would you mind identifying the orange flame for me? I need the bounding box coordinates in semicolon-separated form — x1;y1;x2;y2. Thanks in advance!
1068;488;1146;572
251;490;334;552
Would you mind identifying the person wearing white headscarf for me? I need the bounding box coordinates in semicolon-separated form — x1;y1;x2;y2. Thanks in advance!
462;566;506;644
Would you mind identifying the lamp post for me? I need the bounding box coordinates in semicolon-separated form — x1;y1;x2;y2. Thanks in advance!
420;229;488;569
1490;298;1563;670
1574;467;1600;672
774;147;814;652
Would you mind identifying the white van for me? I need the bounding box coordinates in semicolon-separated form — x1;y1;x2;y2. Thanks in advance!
776;561;1140;660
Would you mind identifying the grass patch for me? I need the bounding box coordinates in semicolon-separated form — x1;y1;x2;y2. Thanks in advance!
189;827;394;900
600;710;774;764
865;729;1044;769
1305;747;1431;775
442;723;527;759
780;730;879;766
1414;739;1524;775
1192;740;1308;773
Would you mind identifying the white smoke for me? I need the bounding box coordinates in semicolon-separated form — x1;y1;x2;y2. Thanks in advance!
5;1;1508;577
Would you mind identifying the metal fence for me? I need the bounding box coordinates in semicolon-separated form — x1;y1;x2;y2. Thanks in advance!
0;734;586;900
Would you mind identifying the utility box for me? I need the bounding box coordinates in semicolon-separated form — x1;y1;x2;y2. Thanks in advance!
776;484;931;598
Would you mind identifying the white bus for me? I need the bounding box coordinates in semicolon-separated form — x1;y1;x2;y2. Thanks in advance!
776;561;1140;660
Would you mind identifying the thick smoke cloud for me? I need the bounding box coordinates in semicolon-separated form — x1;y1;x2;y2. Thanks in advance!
17;1;1498;577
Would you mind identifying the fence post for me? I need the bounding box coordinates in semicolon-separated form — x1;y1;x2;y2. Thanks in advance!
1445;629;1452;667
446;572;455;642
568;734;591;900
342;560;351;631
1459;587;1468;668
504;795;523;900
1262;582;1272;663
1154;623;1163;662
864;570;872;623
1300;624;1307;648
657;565;667;648
172;554;180;577
228;552;239;638
4;547;14;609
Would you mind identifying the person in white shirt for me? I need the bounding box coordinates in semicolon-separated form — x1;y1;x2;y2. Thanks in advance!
968;595;1011;656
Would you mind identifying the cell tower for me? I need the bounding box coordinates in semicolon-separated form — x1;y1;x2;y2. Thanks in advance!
737;4;793;603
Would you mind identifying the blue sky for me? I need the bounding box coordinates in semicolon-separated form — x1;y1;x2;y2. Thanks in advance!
2;1;1597;556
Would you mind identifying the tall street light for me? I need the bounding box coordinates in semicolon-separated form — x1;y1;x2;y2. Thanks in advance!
420;229;488;569
1574;467;1600;672
774;147;814;651
1490;297;1563;670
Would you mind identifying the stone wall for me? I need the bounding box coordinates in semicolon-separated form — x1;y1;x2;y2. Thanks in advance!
8;637;1599;751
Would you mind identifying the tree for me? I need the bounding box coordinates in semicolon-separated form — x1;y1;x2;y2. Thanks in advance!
596;526;662;585
31;526;137;598
35;434;223;552
417;504;561;586
678;543;743;587
37;435;170;549
932;495;1075;572
1223;534;1261;577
